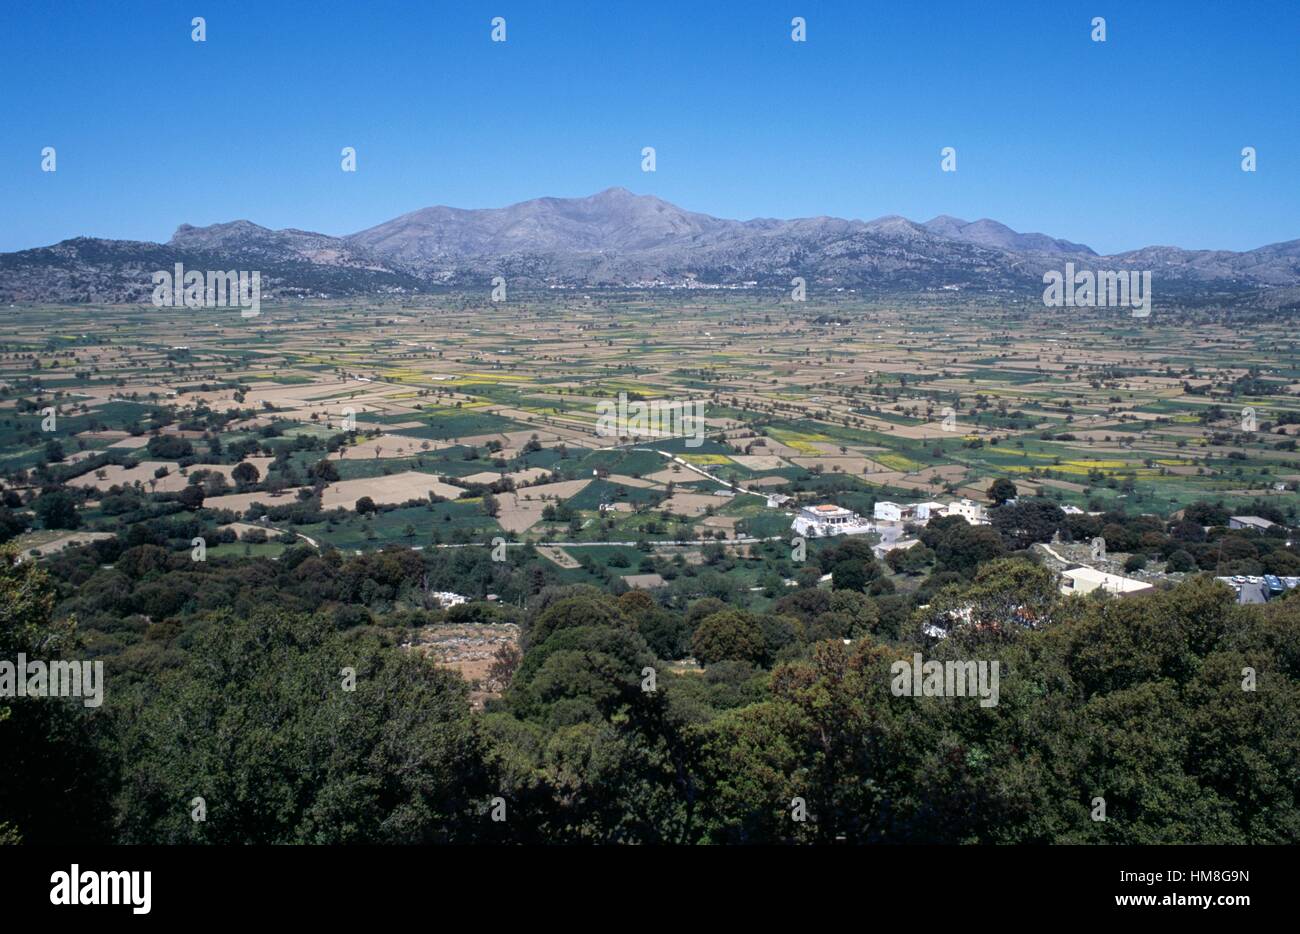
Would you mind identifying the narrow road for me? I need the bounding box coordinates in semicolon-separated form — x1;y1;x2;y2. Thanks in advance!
414;536;787;550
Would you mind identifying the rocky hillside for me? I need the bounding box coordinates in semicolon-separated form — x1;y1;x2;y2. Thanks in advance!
3;188;1296;302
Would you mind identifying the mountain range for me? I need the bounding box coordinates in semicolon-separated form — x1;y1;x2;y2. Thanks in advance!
3;187;1298;304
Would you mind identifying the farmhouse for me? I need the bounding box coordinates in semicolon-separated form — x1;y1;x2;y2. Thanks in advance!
873;502;911;523
874;538;920;560
943;498;988;524
792;503;873;538
874;498;988;526
914;501;946;521
1059;566;1153;597
1229;515;1276;532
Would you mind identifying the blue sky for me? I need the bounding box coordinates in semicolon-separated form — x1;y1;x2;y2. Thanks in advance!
1;0;1295;254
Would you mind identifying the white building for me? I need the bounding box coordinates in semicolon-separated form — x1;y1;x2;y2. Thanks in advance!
873;502;907;523
1059;567;1153;598
1229;516;1276;532
873;538;920;560
432;591;468;609
793;504;873;538
914;501;946;521
943;498;988;525
877;498;988;526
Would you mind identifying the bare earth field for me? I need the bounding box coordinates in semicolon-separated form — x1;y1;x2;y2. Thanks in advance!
4;294;1298;560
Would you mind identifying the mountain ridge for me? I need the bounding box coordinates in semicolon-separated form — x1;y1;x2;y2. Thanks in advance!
2;188;1297;303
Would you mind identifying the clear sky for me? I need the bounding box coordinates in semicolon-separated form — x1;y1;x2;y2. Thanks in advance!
1;0;1296;255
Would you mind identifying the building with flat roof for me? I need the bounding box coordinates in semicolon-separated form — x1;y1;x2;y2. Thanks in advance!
943;498;988;525
873;538;920;560
1059;566;1153;597
793;503;873;538
1229;516;1277;532
914;501;946;521
873;501;908;523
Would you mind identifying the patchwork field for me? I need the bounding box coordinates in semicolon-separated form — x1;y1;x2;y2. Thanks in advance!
3;292;1298;564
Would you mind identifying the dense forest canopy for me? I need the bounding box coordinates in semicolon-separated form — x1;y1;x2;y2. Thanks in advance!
2;502;1297;844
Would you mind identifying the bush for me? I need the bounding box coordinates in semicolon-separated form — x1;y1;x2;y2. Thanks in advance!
1166;549;1196;573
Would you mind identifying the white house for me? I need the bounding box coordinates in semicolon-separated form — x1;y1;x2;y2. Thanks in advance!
943;498;988;524
1229;516;1276;532
873;502;906;523
914;501;946;522
873;538;920;560
1059;567;1152;597
793;504;873;538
